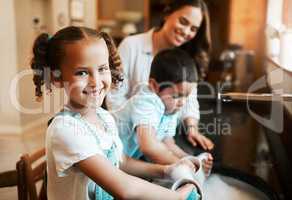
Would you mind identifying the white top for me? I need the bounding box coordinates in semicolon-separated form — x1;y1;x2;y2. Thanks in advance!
106;29;200;121
46;107;123;200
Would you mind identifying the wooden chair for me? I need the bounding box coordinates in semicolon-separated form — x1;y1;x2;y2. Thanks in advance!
16;148;47;200
0;169;18;189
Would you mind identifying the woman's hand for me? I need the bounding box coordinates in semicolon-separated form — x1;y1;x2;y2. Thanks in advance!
187;128;214;150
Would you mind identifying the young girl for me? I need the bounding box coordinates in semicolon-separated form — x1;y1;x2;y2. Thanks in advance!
31;26;200;200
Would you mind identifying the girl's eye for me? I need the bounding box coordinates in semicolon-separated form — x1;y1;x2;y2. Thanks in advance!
98;66;109;73
75;71;88;76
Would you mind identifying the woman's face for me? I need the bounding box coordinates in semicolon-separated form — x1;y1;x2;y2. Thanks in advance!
161;5;203;47
60;38;112;109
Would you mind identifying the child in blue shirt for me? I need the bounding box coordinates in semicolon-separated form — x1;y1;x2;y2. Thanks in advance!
114;48;213;168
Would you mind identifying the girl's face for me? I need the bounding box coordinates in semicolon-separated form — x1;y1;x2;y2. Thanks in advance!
159;82;195;115
161;5;203;47
60;38;111;109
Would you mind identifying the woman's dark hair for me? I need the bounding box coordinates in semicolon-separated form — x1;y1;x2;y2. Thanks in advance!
150;48;198;91
161;0;212;79
30;26;123;100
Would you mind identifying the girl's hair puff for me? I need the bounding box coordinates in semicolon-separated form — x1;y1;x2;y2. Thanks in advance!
30;26;123;100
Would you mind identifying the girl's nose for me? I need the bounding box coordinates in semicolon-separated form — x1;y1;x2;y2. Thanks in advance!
89;73;103;88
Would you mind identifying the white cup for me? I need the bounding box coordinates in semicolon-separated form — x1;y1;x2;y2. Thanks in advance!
171;178;202;199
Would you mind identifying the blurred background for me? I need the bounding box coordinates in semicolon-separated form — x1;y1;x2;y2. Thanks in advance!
0;0;292;199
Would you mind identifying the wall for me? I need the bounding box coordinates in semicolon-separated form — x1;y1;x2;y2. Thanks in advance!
0;0;97;134
207;0;231;58
84;0;97;28
228;0;267;78
0;0;22;133
97;0;143;20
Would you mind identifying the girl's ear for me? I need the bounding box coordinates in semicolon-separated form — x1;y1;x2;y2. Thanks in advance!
149;78;159;93
51;70;63;88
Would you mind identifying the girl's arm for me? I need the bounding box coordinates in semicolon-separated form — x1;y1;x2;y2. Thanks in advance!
120;155;166;179
136;125;180;165
163;137;189;158
120;155;196;181
77;154;189;200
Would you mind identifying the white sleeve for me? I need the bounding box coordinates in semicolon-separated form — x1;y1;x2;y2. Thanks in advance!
180;86;200;121
106;38;132;112
130;95;161;132
49;116;103;177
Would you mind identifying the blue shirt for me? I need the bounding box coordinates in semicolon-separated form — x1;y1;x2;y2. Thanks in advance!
113;86;178;159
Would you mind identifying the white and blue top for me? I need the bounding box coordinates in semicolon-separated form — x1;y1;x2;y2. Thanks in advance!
46;107;123;200
113;86;178;159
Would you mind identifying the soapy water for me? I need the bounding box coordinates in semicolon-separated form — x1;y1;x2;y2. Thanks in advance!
203;174;270;200
154;173;272;200
154;153;273;200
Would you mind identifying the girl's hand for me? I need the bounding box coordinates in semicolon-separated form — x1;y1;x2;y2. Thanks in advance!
164;157;196;180
185;153;213;177
201;153;213;176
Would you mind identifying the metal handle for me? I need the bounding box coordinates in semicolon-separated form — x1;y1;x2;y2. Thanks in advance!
218;92;292;102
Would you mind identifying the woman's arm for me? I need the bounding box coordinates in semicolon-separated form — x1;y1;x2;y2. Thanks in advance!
77;154;188;200
163;137;189;158
183;117;214;150
136;125;180;165
181;87;214;150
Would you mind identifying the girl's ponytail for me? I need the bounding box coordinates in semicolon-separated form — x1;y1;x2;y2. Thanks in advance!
31;33;50;100
99;32;124;86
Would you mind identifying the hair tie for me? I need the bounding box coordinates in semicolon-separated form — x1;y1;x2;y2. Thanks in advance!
48;35;53;41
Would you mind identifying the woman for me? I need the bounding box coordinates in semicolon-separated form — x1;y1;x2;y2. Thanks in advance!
106;0;214;151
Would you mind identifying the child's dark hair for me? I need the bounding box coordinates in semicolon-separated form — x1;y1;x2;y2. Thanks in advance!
31;26;123;100
150;48;198;91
